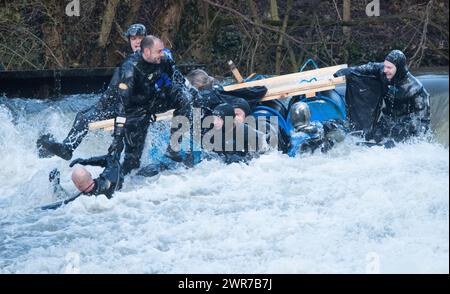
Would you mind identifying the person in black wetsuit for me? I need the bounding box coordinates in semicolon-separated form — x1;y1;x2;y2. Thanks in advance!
186;69;233;117
68;153;123;199
203;103;267;164
106;35;193;174
36;24;170;160
187;69;273;155
186;69;252;129
186;69;253;114
48;121;125;199
47;148;123;200
334;49;430;144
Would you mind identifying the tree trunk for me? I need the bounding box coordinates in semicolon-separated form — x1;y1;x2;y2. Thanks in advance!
98;0;121;48
270;0;280;21
342;0;352;63
286;40;301;73
124;0;143;30
343;0;351;39
156;0;185;49
202;0;210;30
247;0;260;23
275;0;292;74
41;0;65;69
189;0;213;63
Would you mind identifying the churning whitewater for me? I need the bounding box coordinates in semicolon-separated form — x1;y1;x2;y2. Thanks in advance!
0;90;448;273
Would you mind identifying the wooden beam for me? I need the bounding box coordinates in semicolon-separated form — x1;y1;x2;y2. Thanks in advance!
259;76;345;99
261;85;337;102
88;118;115;130
156;109;175;121
223;64;347;92
88;109;176;131
228;60;244;83
305;92;316;98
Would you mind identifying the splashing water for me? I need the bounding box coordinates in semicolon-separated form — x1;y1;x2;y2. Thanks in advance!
0;83;448;273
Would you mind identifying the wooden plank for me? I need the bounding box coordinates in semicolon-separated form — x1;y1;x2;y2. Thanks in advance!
227;65;344;91
156;109;175;121
223;64;347;92
260;85;337;102
228;60;244;83
305;92;316;98
88;109;176;131
263;76;345;97
88;118;114;130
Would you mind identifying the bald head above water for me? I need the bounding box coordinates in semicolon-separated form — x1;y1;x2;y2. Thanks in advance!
71;166;95;193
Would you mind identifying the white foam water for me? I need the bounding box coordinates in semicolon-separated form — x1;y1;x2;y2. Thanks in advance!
0;94;448;274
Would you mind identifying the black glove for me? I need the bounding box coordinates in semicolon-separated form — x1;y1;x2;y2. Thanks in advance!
70;155;110;168
333;68;352;78
107;116;126;154
69;158;88;167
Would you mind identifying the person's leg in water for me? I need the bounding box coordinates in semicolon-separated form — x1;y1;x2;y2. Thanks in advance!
37;96;117;160
136;161;178;177
49;168;70;200
164;78;196;166
37;68;120;160
121;112;151;175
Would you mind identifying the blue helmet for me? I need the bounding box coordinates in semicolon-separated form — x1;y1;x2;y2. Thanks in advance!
125;24;146;38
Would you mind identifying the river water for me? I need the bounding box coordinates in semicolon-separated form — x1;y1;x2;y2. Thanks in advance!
0;74;448;273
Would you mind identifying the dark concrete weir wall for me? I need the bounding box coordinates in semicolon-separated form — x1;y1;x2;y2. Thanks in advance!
0;65;205;99
0;68;115;99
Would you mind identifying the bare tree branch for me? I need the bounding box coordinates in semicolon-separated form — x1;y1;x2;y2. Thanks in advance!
200;0;328;65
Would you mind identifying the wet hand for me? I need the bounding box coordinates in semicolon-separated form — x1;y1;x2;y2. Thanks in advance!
333;68;352;78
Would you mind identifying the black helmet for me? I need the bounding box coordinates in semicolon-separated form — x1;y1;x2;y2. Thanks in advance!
125;24;146;38
230;98;251;117
213;103;235;121
289;102;311;131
